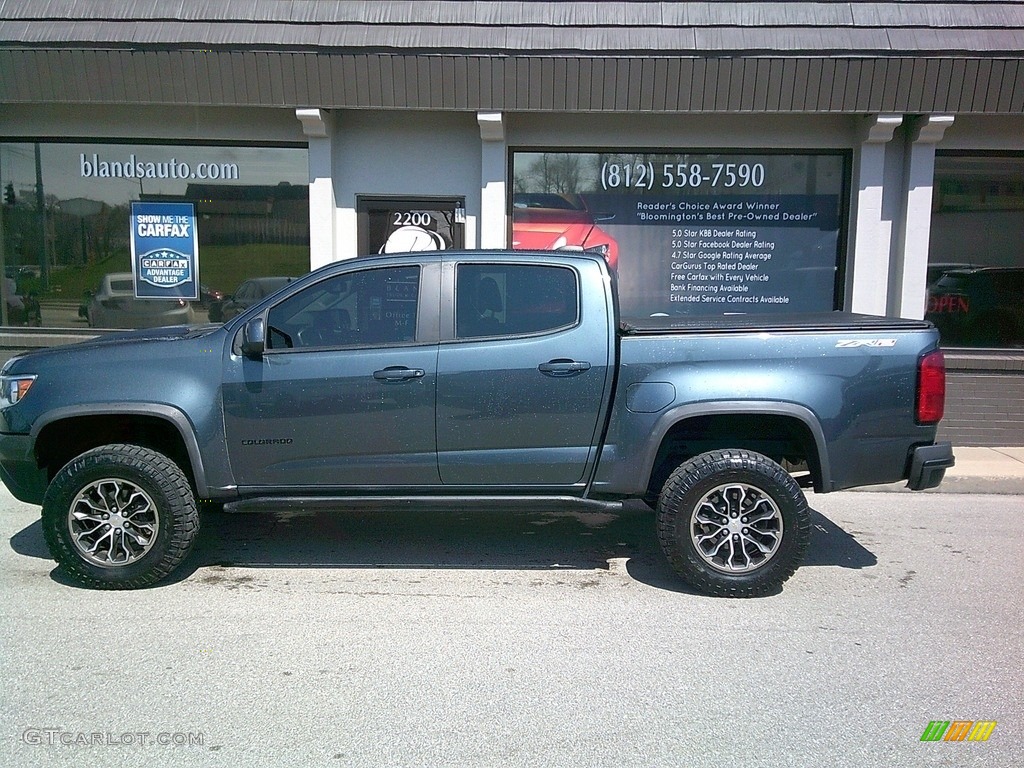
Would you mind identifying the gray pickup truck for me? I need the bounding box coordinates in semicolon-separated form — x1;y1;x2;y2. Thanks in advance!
0;251;953;596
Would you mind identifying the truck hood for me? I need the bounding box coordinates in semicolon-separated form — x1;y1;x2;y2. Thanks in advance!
2;324;224;374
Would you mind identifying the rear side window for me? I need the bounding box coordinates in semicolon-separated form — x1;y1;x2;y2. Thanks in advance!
456;264;578;339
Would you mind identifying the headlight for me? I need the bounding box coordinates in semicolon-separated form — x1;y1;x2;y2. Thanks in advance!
0;375;36;407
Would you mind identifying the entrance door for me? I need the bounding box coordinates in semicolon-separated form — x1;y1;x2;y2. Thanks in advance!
357;197;465;256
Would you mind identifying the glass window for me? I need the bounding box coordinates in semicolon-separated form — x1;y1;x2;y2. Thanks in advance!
456;264;578;339
0;142;308;330
511;150;847;318
266;266;420;350
927;153;1024;349
356;197;465;255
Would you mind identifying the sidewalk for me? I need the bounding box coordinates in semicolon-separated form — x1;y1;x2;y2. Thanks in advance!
863;446;1024;495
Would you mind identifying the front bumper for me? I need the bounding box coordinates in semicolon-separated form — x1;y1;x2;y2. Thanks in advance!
0;432;47;505
906;442;955;491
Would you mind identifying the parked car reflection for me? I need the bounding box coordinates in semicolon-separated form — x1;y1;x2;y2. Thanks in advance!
511;193;619;270
196;283;225;309
209;276;296;322
84;272;195;329
926;262;980;290
926;267;1024;347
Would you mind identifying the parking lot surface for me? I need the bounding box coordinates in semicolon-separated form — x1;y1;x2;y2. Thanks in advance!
2;488;1022;767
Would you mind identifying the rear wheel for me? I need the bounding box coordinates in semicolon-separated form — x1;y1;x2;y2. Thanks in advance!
657;449;810;597
42;444;199;589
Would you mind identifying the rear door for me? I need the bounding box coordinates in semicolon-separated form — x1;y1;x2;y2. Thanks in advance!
436;258;613;486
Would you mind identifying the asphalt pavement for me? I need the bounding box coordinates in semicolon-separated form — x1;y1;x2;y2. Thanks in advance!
2;486;1022;768
1;445;1022;768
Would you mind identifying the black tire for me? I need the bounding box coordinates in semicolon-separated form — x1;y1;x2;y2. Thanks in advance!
41;444;199;589
657;449;810;598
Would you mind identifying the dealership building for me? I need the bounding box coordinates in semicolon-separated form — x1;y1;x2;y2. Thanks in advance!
1;1;1022;445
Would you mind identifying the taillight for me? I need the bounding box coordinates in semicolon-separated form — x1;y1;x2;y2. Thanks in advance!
916;349;946;424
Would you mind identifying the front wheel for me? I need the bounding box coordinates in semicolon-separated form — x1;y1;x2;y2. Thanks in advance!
657;450;810;598
41;444;199;589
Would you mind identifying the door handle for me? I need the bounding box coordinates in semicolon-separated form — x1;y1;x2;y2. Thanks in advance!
373;366;425;382
538;359;591;377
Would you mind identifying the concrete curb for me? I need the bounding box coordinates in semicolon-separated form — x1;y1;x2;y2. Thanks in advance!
851;476;1024;495
851;446;1024;495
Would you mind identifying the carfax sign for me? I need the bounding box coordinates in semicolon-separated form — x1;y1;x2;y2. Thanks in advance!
129;202;199;300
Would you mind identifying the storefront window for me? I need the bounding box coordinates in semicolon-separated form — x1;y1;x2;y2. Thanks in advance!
927;154;1024;349
0;142;308;329
511;150;847;318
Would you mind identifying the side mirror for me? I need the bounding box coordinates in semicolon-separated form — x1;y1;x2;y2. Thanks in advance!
240;316;266;358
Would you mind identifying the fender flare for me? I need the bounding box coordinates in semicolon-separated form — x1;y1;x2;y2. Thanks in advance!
639;400;832;492
30;403;210;497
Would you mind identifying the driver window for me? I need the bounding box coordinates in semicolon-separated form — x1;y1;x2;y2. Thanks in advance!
266;266;420;350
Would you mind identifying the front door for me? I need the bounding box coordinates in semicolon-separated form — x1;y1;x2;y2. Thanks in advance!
223;262;441;489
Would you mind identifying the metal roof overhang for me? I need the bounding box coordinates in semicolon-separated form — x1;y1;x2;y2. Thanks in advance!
1;48;1021;114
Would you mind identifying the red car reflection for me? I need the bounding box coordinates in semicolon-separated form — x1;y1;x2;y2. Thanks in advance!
511;193;619;270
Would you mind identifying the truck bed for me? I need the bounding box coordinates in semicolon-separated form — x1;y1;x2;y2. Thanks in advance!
620;312;935;335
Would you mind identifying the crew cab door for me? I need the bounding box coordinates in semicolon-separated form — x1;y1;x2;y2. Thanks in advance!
223;262;441;488
436;259;613;486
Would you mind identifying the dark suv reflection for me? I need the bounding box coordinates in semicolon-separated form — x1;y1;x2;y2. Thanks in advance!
209;276;296;323
926;267;1024;347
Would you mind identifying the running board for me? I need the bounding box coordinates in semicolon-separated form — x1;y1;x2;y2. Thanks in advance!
222;495;626;515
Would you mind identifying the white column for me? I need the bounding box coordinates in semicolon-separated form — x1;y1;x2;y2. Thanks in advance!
891;115;954;319
478;112;506;249
296;108;337;269
848;114;902;315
